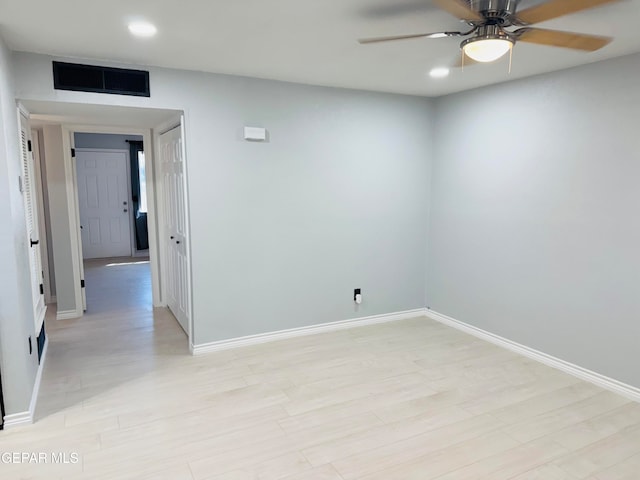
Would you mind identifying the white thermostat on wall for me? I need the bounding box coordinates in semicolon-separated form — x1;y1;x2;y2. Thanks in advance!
243;126;267;141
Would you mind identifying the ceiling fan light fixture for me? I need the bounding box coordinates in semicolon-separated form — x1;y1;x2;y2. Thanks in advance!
462;37;513;63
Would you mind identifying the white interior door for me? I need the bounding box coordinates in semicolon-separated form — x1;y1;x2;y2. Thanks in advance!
76;149;132;259
159;126;189;334
19;111;46;332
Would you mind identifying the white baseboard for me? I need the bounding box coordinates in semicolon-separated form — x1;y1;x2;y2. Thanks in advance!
191;308;426;355
3;338;48;429
3;411;32;428
56;309;81;320
192;305;640;403
426;309;640;403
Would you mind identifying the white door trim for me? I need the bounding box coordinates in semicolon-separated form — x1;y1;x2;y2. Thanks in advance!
30;128;53;304
180;116;194;347
61;125;161;311
60;127;84;318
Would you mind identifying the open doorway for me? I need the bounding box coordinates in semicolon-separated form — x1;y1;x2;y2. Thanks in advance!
74;133;150;259
73;132;153;318
24;101;192;350
19;102;192;426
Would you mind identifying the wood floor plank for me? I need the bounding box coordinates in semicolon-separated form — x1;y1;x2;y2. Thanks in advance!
433;438;570;480
350;431;520;480
587;452;640;479
330;414;511;479
502;391;631;444
553;426;640;478
203;451;311;480
545;402;640;451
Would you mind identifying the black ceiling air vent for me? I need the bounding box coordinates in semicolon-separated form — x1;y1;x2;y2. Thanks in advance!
52;61;150;97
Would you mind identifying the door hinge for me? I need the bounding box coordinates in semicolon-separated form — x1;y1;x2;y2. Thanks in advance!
27;140;32;152
81;279;85;288
39;283;44;295
71;148;76;157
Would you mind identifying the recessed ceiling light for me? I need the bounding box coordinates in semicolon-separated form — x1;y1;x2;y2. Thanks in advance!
128;21;157;38
429;67;450;79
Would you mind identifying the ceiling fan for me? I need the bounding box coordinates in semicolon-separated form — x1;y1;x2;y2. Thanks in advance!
358;0;618;64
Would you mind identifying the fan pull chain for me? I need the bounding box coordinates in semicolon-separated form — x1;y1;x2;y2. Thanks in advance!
508;46;513;74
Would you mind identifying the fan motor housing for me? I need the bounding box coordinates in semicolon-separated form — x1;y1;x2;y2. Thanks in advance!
470;0;519;24
460;24;515;49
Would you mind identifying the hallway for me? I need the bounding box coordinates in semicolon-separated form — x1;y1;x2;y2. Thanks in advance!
0;257;189;478
82;257;153;316
37;256;189;413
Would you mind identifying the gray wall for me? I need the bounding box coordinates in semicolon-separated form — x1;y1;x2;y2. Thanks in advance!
0;36;39;416
428;53;640;388
12;52;434;346
74;133;142;150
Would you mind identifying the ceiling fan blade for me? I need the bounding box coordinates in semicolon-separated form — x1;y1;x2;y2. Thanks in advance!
432;0;484;22
515;28;612;51
516;0;621;25
358;31;462;44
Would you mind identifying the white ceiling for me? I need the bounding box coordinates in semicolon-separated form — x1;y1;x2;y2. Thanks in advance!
2;0;640;97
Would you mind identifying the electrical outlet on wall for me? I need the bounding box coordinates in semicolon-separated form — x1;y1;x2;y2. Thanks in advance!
354;288;362;304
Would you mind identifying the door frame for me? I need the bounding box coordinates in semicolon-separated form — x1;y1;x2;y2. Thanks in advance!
62;125;162;309
75;147;135;260
30;128;54;304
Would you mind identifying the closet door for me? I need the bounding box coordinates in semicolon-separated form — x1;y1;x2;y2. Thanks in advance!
159;126;189;334
19;111;46;331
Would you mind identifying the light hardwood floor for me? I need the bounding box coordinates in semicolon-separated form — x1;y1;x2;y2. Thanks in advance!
1;258;639;479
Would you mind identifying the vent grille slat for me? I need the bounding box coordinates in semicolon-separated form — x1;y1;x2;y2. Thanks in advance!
52;62;150;97
21;131;34;232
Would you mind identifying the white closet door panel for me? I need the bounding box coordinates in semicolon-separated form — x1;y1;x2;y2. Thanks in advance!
159;126;189;334
19;112;46;331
